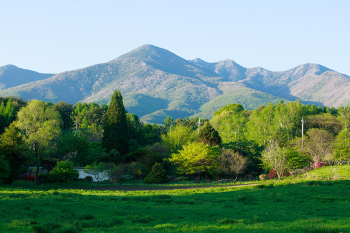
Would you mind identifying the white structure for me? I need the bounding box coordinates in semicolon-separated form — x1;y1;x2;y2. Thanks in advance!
74;168;109;182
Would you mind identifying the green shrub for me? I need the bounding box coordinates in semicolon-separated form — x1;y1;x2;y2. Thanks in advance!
85;176;93;183
0;155;10;181
129;162;149;179
51;160;79;182
39;173;65;183
144;162;169;184
259;174;267;181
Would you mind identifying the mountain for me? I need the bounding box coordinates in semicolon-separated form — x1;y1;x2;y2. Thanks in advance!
0;44;349;124
0;65;54;90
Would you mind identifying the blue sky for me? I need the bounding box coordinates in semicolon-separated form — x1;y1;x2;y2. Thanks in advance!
1;0;349;75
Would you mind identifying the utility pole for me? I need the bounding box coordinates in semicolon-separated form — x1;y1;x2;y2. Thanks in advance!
301;116;305;149
197;118;201;134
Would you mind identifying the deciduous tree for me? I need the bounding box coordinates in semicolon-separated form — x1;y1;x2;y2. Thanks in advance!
15;100;61;186
169;142;220;180
218;149;248;182
261;140;288;180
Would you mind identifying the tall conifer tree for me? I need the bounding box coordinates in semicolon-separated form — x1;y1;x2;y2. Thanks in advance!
102;90;128;154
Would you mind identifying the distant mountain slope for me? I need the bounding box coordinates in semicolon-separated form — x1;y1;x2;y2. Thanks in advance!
0;44;350;124
0;65;54;90
192;83;285;119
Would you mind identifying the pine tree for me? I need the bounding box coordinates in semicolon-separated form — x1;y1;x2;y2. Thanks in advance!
198;122;221;145
102;90;128;154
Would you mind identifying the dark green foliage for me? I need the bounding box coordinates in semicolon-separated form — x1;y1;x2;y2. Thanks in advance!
54;101;74;130
125;149;162;169
0;155;11;181
303;227;339;233
50;161;79;182
84;176;93;183
127;113;145;148
129;162;149;179
142;123;162;145
0;123;25;184
41;158;60;173
39;173;65;183
286;148;309;170
144;162;169;184
102;90;128;154
198;122;221;145
57;131;90;166
223;140;265;175
97;149;124;164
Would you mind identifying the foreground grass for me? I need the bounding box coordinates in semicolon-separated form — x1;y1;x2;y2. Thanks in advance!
1;165;350;233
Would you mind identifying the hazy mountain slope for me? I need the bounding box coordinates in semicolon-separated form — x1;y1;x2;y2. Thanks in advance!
0;65;54;90
0;45;222;117
1;44;350;124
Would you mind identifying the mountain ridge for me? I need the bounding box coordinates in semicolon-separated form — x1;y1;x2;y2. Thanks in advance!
0;44;349;124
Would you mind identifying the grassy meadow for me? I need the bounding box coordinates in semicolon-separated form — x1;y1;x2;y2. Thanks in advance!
1;165;350;233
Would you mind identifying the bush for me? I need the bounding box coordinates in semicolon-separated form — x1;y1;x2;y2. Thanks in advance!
144;162;169;184
268;170;277;179
19;174;35;181
85;176;93;183
259;174;267;181
313;161;324;169
108;164;131;183
125;149;162;169
0;156;10;181
50;161;79;182
39;173;65;183
129;162;149;179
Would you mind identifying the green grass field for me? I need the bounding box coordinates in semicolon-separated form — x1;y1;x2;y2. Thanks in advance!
1;165;350;233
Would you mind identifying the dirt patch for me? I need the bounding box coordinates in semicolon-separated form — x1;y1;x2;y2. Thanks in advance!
68;183;256;191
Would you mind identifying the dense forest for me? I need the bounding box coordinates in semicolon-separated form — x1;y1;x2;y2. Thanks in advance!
0;91;349;185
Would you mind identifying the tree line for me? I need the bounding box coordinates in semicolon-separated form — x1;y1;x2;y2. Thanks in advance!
0;93;349;185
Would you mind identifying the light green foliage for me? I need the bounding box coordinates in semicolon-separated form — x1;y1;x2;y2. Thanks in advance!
50;160;79;182
211;104;247;143
71;102;107;131
247;101;306;146
161;124;197;153
0;155;10;180
169;142;220;179
261;140;288;180
15;100;62;185
144;162;169;184
333;129;350;162
163;116;174;129
337;106;350;130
